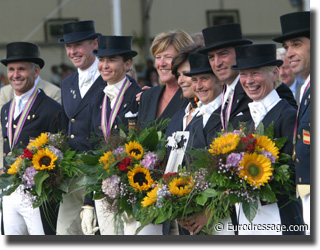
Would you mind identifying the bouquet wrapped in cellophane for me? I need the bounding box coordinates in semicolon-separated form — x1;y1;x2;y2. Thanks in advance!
135;123;295;234
0;132;81;208
75;121;169;233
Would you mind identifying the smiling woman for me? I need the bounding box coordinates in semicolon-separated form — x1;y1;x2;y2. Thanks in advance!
230;43;304;235
137;30;193;129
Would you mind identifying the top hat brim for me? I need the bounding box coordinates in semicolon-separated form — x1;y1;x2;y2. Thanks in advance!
183;67;213;76
92;49;138;58
197;39;253;54
272;28;310;43
1;57;45;68
230;59;283;70
58;33;101;44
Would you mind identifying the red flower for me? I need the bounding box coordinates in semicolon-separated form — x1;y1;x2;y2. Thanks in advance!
245;143;255;152
22;148;33;159
241;135;255;144
116;157;131;172
163;172;177;183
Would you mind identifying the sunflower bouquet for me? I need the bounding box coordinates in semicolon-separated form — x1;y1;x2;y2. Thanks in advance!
76;121;168;226
189;123;295;223
135;123;294;234
0;132;80;208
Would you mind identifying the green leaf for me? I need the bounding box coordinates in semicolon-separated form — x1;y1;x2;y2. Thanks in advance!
195;188;218;206
154;211;168;224
255;122;265;135
274;137;287;150
141;128;159;151
263;122;274;138
242;199;259;222
81;154;99;166
34;171;50;196
228;193;242;205
260;184;277;202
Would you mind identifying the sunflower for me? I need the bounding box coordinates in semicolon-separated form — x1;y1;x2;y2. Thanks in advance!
32;148;58;170
209;133;240;155
7;156;22;175
99;151;115;170
141;186;159;207
128;165;153;191
27;133;49;150
255;135;279;159
125;140;144;160
168;176;194;196
238;152;273;188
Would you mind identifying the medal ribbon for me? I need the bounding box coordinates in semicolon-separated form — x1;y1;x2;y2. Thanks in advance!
220;85;234;131
101;77;130;141
7;88;39;150
293;80;310;145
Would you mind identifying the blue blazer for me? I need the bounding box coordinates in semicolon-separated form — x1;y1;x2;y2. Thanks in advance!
294;87;310;185
247;99;303;235
1;90;61;168
90;76;141;146
138;86;189;130
61;72;107;151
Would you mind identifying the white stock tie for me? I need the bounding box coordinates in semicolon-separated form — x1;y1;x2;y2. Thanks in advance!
103;85;118;101
248;102;267;128
14;97;22;120
79;72;92;98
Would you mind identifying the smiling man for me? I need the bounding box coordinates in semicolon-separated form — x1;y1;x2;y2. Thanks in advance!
57;20;105;235
0;42;61;235
198;23;297;131
273;11;311;235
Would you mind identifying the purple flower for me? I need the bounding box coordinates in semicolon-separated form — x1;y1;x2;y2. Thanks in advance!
48;146;63;160
226;153;244;167
22;166;38;188
141;152;158;170
113;146;125;155
261;150;276;163
102;175;120;199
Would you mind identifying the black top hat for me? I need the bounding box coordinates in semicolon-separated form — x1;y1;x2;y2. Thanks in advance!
231;44;283;70
0;42;45;68
58;20;101;44
272;11;310;43
92;35;138;58
197;23;252;54
183;53;213;76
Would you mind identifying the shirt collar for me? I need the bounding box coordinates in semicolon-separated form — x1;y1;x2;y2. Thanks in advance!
197;93;222;116
78;57;99;80
253;89;280;113
14;82;37;102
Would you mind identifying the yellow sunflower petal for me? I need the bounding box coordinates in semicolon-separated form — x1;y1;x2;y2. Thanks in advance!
99;151;115;170
128;165;153;191
168;176;194;196
125;141;144;160
27;133;49;150
32;148;58;170
255;135;279;159
7;156;22;175
238;152;273;188
141;186;159;207
209;133;240;155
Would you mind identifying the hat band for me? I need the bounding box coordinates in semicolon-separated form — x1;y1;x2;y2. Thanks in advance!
63;31;97;42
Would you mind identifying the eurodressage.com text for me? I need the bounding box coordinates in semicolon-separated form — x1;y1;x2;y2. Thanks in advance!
225;222;308;233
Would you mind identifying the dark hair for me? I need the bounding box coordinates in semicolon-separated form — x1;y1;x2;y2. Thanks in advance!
171;43;203;78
